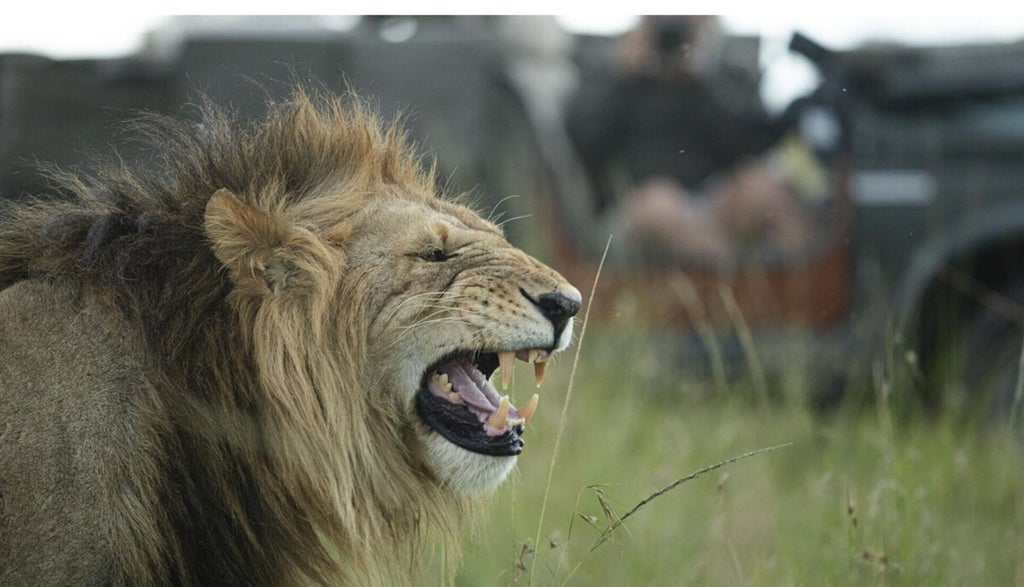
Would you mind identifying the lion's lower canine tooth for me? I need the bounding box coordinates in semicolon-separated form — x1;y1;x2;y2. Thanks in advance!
498;351;515;389
488;395;510;429
518;393;539;426
449;392;463;404
528;349;539;363
533;360;547;387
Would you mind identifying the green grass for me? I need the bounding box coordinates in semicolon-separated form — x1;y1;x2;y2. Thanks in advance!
452;328;1024;586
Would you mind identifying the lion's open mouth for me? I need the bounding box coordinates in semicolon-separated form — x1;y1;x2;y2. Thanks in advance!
416;349;549;457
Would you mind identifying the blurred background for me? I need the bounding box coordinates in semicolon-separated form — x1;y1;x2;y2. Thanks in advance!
1;14;1022;585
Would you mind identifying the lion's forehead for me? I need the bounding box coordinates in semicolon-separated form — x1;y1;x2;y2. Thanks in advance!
432;201;502;234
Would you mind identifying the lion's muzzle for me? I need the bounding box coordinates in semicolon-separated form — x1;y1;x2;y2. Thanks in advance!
522;288;582;346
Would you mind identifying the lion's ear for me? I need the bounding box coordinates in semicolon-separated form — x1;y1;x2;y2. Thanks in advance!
204;188;298;294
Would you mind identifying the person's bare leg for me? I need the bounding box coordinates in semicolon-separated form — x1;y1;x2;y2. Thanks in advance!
712;163;815;255
622;177;733;264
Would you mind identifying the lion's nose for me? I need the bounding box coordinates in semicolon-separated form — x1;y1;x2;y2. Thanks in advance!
532;290;581;337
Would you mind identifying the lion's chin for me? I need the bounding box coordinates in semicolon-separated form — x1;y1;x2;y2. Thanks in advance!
423;434;519;495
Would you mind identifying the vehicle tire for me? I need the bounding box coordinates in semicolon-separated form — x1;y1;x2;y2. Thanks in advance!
956;280;1024;424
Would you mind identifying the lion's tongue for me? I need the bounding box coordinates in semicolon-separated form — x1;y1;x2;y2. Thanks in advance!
444;359;503;413
430;358;523;435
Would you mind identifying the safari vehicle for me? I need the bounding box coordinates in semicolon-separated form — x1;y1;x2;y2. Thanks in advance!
1;17;1022;414
554;29;1024;414
841;38;1024;415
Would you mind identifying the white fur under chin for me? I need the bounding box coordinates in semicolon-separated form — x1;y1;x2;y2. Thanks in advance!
424;434;518;496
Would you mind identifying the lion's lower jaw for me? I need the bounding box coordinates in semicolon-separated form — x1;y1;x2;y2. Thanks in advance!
424;433;518;495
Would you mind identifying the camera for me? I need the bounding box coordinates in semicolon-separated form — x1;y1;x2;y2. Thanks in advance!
654;18;692;55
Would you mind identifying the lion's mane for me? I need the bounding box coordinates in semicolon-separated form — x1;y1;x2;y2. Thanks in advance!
0;91;467;585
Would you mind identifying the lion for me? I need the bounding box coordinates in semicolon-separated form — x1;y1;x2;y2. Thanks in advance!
0;89;581;585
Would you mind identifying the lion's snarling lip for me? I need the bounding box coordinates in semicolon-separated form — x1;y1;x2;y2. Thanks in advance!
416;349;549;457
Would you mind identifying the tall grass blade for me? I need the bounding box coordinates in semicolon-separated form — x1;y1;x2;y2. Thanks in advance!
529;235;612;585
719;285;769;404
1011;330;1024;429
671;274;728;396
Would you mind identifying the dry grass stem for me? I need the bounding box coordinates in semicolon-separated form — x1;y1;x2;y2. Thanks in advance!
590;443;793;552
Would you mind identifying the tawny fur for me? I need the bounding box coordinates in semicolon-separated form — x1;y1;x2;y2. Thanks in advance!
0;89;576;585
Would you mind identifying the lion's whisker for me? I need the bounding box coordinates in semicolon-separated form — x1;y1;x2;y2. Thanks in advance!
486;194;520;225
495;214;533;229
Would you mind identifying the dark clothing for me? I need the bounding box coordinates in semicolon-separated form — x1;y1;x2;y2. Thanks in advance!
568;70;786;213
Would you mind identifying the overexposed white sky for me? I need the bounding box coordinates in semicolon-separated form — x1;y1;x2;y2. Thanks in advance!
2;11;1022;111
2;11;1023;59
0;14;168;58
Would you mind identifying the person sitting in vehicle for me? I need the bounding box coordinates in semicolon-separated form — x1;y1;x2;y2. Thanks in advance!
567;16;819;267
